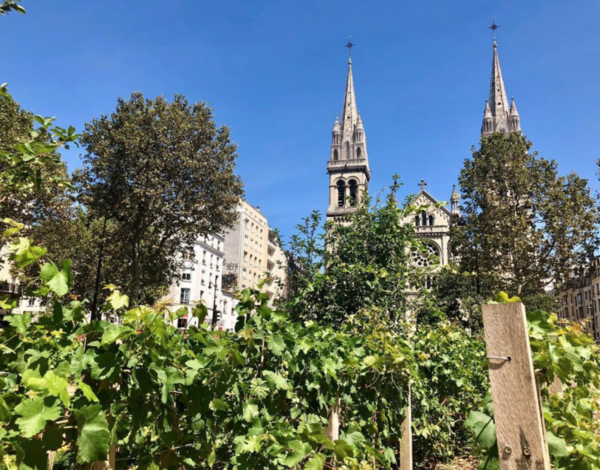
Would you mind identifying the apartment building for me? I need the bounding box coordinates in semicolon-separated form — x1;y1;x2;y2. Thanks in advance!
557;257;600;341
265;230;287;301
166;233;227;329
223;200;269;291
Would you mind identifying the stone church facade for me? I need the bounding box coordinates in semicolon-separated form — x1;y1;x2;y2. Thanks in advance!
326;35;521;269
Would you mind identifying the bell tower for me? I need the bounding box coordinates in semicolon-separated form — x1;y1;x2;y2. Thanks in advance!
326;42;371;222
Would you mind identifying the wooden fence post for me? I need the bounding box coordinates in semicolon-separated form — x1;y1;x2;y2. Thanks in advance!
399;386;412;470
481;302;551;470
325;395;340;441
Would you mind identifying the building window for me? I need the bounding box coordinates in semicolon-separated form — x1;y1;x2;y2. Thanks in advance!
177;317;187;329
348;180;358;207
200;290;204;299
182;272;191;281
180;288;190;305
429;215;435;226
27;298;35;307
337;180;346;207
421;211;427;226
415;216;420;227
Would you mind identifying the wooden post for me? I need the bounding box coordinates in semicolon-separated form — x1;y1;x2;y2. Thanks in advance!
482;302;551;470
399;386;412;470
325;395;340;441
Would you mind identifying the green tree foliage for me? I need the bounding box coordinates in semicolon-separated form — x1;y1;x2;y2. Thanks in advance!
0;86;76;229
287;181;423;326
452;132;599;298
75;93;244;306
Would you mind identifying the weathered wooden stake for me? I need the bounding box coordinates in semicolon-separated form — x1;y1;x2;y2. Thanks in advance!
399;386;413;470
481;302;551;470
325;395;340;441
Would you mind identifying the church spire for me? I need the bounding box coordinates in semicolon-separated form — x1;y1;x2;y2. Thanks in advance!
341;53;359;134
481;21;522;136
326;41;371;222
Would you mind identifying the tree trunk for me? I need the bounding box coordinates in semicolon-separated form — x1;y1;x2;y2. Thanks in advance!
90;216;107;321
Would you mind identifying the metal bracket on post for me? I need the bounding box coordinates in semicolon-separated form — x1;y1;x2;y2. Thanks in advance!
482;302;551;470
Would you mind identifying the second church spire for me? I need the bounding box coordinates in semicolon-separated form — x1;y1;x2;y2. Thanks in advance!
481;26;522;136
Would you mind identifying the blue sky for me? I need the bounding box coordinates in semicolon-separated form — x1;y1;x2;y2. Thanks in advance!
2;1;600;242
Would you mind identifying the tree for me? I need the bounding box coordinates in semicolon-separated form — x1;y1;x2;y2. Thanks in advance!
0;89;75;230
286;178;425;327
75;93;244;308
451;133;599;299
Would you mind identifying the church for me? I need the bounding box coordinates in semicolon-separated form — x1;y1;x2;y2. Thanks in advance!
325;32;522;268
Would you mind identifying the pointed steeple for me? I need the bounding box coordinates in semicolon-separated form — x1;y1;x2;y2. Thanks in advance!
481;25;522;136
340;55;359;132
450;185;460;216
489;40;509;121
326;44;371;222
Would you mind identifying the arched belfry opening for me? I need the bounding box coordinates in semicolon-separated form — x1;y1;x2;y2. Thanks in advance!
337;180;346;207
348;179;358;206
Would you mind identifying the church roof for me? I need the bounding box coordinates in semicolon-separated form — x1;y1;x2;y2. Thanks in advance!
411;189;453;217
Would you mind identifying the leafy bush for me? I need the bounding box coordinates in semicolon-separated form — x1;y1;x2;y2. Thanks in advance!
0;240;416;469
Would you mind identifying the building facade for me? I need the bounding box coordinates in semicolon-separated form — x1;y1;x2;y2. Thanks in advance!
166;233;226;329
266;229;288;302
325;35;522;272
222;200;269;291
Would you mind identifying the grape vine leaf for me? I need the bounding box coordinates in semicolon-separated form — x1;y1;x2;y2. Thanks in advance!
283;440;312;467
75;404;110;464
15;397;61;438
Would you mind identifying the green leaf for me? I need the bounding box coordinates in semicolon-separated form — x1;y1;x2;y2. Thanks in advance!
304;453;326;470
243;400;259;422
465;411;497;450
267;334;286;356
78;381;99;403
263;370;289;390
40;260;72;296
75;404;110;464
15;397;61;438
5;312;31;333
210;398;229;411
106;289;129;310
0;394;11;421
44;371;70;407
334;440;354;460
547;431;568;458
283;440;312;467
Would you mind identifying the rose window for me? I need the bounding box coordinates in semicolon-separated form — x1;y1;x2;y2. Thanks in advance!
411;243;439;268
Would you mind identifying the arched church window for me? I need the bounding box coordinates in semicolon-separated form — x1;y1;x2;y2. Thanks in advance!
348;180;358;206
333;149;338;161
337;180;346;207
345;141;350;159
415;216;420;227
421;210;427;226
429;215;435;226
356;147;362;159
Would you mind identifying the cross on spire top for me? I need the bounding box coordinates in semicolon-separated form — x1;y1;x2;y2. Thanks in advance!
419;179;428;191
345;36;355;62
488;18;500;44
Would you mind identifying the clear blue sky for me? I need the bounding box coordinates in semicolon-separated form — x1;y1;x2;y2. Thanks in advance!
2;1;600;241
